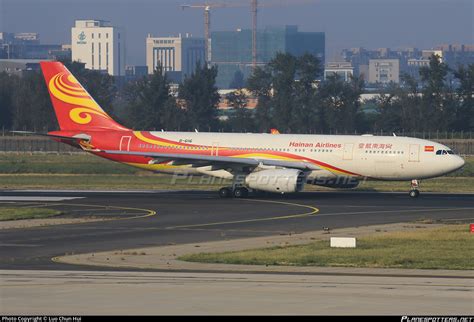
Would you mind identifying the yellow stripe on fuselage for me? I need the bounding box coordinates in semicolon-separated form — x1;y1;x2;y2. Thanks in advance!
124;162;190;172
134;131;192;148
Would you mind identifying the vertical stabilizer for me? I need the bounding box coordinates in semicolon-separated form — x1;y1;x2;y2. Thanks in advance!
40;61;129;131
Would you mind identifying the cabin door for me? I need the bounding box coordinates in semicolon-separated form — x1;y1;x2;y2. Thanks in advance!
211;142;219;156
343;143;354;160
409;144;420;162
120;136;132;152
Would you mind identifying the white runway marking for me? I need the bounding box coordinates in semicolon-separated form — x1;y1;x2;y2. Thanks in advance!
0;197;84;202
0;243;42;247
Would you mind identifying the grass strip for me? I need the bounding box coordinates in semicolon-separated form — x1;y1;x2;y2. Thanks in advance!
0;174;472;193
179;225;474;270
0;207;62;221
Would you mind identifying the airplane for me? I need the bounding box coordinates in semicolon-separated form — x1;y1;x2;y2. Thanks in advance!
21;61;465;198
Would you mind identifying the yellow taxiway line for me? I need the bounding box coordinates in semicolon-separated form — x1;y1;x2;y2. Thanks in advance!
166;199;319;230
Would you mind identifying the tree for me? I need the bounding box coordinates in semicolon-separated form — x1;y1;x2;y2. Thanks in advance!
122;65;184;130
247;66;273;132
229;70;245;89
268;52;298;132
226;90;254;132
294;53;322;133
179;63;220;131
12;71;57;131
453;64;474;131
372;84;402;132
318;74;364;133
419;54;453;131
247;52;323;133
0;72;14;130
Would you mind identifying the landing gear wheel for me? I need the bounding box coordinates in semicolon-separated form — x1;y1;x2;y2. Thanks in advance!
218;187;232;198
409;179;420;198
233;187;249;198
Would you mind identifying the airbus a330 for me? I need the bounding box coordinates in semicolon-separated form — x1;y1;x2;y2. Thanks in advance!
19;62;465;198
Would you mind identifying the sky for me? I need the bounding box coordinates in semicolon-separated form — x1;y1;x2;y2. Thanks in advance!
0;0;472;65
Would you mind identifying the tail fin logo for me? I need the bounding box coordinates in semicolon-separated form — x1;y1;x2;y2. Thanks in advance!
48;71;111;125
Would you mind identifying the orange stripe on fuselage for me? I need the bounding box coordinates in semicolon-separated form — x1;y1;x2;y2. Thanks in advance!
129;131;361;177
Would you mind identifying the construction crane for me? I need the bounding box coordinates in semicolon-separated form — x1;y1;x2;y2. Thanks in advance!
251;0;257;68
181;1;258;66
181;2;230;63
181;0;314;67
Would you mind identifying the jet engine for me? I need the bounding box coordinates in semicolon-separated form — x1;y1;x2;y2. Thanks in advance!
245;169;305;193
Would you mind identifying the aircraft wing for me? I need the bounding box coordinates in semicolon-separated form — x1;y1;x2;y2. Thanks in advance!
103;150;320;172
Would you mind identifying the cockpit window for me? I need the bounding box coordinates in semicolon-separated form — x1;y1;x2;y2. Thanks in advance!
436;150;454;155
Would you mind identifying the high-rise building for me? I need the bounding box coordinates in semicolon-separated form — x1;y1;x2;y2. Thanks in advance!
342;47;420;78
146;34;205;83
324;62;354;82
211;25;325;88
368;59;400;84
0;32;69;60
71;20;125;76
435;44;474;67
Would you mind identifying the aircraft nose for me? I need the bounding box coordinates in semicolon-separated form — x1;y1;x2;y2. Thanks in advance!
452;155;465;171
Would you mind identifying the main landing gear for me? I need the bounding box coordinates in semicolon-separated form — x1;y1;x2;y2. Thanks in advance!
218;187;249;198
409;179;420;198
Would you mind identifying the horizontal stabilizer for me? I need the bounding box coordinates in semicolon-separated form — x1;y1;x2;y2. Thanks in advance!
10;131;91;142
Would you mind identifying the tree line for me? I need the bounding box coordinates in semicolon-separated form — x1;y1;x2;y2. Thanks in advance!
0;54;472;134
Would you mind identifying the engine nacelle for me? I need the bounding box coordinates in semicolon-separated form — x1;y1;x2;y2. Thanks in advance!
308;176;360;189
245;169;305;193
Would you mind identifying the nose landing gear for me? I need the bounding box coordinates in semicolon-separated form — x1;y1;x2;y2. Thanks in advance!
409;179;420;198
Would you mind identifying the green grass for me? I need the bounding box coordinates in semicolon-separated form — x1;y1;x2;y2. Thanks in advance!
179;225;474;270
0;153;472;192
0;153;137;174
0;173;228;190
355;177;474;193
0;207;62;221
0;174;472;192
0;153;472;176
448;156;474;177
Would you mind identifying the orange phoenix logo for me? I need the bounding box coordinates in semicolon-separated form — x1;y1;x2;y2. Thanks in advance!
48;72;111;125
270;128;280;134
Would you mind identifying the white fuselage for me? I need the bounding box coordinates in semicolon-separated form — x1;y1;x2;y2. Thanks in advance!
138;132;465;181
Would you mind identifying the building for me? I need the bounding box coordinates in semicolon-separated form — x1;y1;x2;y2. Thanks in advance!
13;33;40;44
406;58;430;80
422;49;443;61
342;47;421;78
146;34;205;83
434;44;474;67
211;25;325;88
125;65;148;81
0;59;45;76
71;20;125;76
0;32;69;60
368;59;400;84
324;62;354;81
343;44;474;84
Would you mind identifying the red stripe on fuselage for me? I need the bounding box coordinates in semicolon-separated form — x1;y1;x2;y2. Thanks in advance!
80;131;362;177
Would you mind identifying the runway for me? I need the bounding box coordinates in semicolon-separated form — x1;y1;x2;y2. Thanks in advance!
0;190;473;271
2;270;472;315
1;190;473;315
